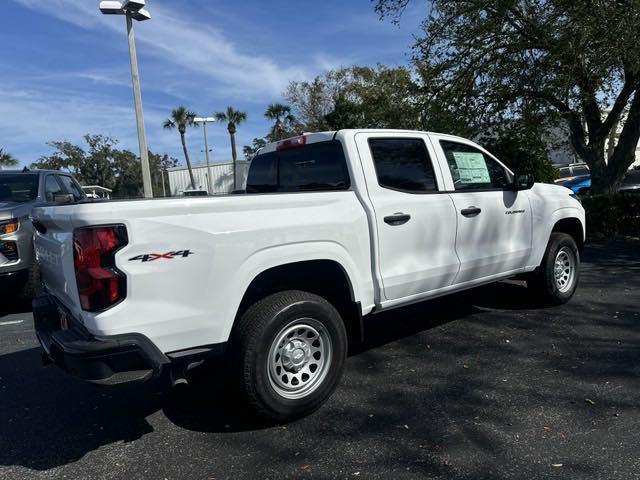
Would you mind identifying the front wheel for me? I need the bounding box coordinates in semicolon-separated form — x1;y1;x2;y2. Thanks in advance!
527;232;580;305
232;290;347;422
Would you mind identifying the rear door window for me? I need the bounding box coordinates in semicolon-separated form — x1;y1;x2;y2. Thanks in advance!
247;140;350;193
368;138;439;193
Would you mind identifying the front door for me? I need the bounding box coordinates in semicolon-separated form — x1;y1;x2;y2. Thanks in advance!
430;136;533;284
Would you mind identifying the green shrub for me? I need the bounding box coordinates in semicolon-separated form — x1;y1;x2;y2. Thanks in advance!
582;193;640;239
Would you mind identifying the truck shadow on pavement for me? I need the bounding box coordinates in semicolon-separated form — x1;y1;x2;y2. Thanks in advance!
0;289;496;470
0;344;166;471
0;241;638;477
0;297;30;318
161;292;484;434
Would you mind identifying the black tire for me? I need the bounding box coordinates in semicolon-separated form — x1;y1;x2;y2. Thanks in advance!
527;232;580;305
17;261;41;307
231;290;348;422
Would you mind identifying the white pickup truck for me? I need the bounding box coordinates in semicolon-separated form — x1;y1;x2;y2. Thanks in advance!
32;129;585;421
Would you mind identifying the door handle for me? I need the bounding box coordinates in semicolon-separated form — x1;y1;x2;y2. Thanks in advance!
461;206;481;217
384;213;411;226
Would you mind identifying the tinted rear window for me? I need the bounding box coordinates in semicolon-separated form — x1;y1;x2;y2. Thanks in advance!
247;140;350;193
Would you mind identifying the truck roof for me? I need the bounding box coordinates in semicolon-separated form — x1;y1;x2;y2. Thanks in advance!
257;129;462;155
0;169;61;175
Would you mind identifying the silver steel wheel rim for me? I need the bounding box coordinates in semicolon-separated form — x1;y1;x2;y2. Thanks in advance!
554;247;575;293
267;318;332;400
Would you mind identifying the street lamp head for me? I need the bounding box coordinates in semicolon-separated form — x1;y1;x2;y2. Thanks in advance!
100;0;150;20
122;0;146;11
130;7;151;21
99;1;125;15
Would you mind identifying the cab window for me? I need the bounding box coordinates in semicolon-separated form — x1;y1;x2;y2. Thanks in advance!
440;141;513;191
58;175;85;201
368;138;439;193
45;175;63;202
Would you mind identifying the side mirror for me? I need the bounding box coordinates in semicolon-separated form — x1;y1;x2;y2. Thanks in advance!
513;173;535;191
53;193;75;204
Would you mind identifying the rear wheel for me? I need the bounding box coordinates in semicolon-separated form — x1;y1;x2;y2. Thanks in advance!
527;232;580;305
232;290;347;422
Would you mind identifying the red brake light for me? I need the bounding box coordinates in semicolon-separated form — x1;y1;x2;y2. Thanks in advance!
73;225;128;312
276;135;306;151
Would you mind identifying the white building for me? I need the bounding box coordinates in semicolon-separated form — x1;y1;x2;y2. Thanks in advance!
167;160;251;196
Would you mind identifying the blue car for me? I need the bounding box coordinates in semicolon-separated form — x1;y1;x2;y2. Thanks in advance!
558;174;591;194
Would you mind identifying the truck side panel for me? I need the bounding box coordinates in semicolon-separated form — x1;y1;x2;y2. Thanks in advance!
35;192;373;353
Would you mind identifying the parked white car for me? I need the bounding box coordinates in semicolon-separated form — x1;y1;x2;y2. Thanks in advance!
32;129;585;421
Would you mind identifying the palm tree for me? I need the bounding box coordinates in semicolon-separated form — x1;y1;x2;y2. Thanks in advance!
0;148;18;169
264;103;296;141
163;106;197;189
214;106;247;190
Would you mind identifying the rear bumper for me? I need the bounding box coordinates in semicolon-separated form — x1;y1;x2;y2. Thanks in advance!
33;295;170;385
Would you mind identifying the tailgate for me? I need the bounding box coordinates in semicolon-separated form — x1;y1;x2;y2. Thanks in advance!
33;206;80;312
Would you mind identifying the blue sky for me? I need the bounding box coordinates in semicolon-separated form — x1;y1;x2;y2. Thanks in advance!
0;0;423;168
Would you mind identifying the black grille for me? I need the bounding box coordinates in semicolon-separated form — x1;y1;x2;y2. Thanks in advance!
0;241;18;262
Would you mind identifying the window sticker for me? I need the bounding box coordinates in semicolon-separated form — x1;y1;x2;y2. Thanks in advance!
451;151;490;184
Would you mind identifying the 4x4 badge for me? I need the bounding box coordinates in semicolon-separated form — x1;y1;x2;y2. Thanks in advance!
129;250;194;262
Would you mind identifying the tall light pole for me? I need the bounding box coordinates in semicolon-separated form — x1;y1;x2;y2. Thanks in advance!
194;117;216;195
99;0;153;199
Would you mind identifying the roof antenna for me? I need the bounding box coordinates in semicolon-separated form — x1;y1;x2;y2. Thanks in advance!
22;166;30;173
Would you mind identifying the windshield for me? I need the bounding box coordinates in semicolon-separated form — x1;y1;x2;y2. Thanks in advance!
0;174;39;203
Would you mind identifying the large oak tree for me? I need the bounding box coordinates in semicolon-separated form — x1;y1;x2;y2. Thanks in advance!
375;0;640;192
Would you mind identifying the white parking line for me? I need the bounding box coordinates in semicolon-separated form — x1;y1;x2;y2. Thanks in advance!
0;320;24;326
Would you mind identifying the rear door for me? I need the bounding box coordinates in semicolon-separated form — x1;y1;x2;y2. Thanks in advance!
355;132;460;302
430;135;532;284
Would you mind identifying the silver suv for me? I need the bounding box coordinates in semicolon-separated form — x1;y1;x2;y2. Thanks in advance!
0;169;87;302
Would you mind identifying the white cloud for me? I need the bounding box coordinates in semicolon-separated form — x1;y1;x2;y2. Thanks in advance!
0;80;256;166
0;85;134;159
11;0;317;98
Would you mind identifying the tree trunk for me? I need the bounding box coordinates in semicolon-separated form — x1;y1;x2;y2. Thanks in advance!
606;116;620;161
603;89;640;193
230;132;238;191
181;132;196;190
567;113;639;194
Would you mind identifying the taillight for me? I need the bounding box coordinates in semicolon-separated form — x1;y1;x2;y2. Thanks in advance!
276;135;306;151
73;225;128;312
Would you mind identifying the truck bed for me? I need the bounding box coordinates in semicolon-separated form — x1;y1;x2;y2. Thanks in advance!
33;191;374;353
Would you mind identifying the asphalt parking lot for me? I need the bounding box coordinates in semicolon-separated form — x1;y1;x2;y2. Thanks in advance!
1;240;639;480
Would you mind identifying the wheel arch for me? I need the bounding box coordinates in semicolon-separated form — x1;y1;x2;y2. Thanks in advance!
233;259;363;349
225;244;369;348
528;207;585;269
552;217;585;254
